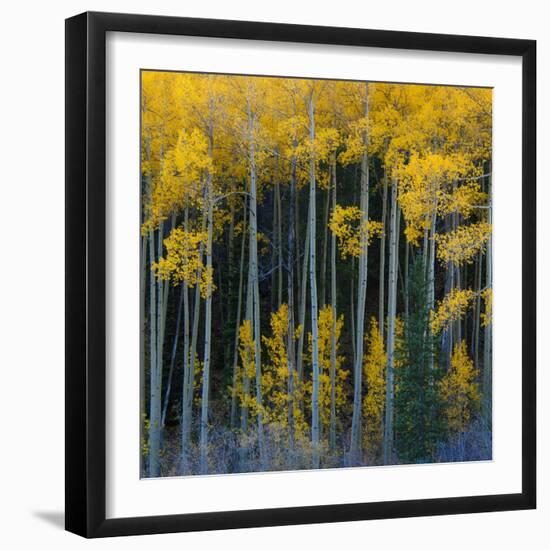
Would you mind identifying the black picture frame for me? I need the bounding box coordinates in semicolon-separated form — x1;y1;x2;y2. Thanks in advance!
65;11;536;538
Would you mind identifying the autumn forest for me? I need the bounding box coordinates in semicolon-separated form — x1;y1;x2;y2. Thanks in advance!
140;71;493;477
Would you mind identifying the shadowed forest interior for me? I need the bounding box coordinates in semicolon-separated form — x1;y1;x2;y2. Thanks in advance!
140;71;493;477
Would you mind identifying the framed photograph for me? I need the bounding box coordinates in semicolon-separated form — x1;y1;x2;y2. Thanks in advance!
65;11;536;537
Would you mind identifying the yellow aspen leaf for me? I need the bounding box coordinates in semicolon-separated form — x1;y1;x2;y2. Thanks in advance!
435;222;491;266
329;205;384;259
439;341;480;433
431;288;476;335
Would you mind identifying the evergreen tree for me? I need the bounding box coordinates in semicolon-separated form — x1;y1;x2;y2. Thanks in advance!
394;255;444;463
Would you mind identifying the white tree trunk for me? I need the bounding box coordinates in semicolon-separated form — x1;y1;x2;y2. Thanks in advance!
308;92;321;468
230;198;247;428
378;158;388;338
148;227;160;477
247;100;266;467
140;235;147;424
296;202;310;385
199;133;215;474
383;177;399;465
483;170;492;424
286;155;297;459
276;176;283;309
350;83;369;464
329;156;338;451
239;260;254;469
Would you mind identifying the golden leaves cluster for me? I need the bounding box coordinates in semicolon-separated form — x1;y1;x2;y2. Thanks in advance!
234;319;258;413
430;288;477;335
307;305;349;430
152;227;214;298
261;304;308;437
481;288;493;328
438;341;480;433
435;222;491;266
329;205;384;259
362;318;387;455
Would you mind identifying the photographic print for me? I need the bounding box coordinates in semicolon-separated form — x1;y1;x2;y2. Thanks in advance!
140;71;493;478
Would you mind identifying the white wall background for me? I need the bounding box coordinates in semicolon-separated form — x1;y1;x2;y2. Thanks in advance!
0;1;546;547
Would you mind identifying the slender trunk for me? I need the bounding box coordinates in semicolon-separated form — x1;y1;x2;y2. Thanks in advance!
155;221;166;457
308;92;321;468
482;169;493;424
295;176;301;302
180;278;190;471
442;213;454;368
199;133;214;474
148;227;160;477
140;235;147;421
422;228;429;277
227;191;236;368
350;171;357;367
383;177;399;465
456;254;462;343
378;163;388;338
161;285;183;428
239;260;253;469
187;271;201;401
183;262;200;452
287;155;297;458
247;101;266;467
404;240;410;320
144;132;161;477
296;201;310;384
350;256;356;365
230;198;248;428
276;177;283;309
329;155;338;451
156;222;164;375
271;185;278;310
472;250;482;370
427;211;436;372
463;263;468;344
182;209;205;463
182;208;190;433
140;229;147;483
320;186;330;307
428;212;436;313
350;84;369;464
452;202;460;346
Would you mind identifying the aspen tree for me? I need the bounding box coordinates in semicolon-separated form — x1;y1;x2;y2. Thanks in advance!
482;171;492;424
230;200;248;428
307;87;321;468
383;176;399;464
329;155;338;450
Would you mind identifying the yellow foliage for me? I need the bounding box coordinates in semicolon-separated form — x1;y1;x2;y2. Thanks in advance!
294;127;341;190
440;183;488;220
329;205;384;259
339;117;369;165
392;316;406;398
431;288;476;335
439;341;480;433
396;152;480;245
261;304;308;439
234;320;257;414
143;128;213;233
306;305;349;433
435;222;492;266
362;318;387;455
152;227;215;298
481;288;492;328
